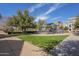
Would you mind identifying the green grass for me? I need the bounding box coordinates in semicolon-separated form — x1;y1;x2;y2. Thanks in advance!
17;35;68;52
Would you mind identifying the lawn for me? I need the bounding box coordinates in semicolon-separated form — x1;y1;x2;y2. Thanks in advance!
17;35;68;52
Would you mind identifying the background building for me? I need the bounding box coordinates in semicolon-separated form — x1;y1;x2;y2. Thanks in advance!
65;17;77;32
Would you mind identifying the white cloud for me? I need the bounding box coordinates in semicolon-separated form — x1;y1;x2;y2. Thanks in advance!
29;3;46;13
35;16;49;22
51;16;62;20
35;3;66;22
43;3;65;16
68;17;77;20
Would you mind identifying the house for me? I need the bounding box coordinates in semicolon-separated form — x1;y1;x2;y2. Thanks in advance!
47;21;64;33
65;17;77;32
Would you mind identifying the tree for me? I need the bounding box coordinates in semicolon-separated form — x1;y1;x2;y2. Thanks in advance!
18;10;36;31
6;10;36;32
63;26;68;30
37;19;46;31
74;16;79;29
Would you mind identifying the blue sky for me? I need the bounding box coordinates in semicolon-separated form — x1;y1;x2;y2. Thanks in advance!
0;3;79;23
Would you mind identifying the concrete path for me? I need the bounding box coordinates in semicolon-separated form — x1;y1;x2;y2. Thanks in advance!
0;37;47;56
0;31;7;35
30;33;69;36
50;35;79;56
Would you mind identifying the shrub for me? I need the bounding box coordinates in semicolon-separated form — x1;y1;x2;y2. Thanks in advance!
41;40;61;52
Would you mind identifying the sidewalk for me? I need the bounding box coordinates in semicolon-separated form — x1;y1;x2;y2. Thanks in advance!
30;33;69;36
50;35;79;56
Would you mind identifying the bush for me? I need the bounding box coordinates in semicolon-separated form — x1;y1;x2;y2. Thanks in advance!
41;40;61;52
63;26;68;30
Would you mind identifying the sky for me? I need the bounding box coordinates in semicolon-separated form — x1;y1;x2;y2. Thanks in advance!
0;3;79;23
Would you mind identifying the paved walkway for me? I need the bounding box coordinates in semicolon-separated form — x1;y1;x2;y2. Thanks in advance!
1;31;79;56
0;37;47;56
50;35;79;56
30;33;69;36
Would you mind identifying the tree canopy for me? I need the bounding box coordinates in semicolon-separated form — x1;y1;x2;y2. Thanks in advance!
74;16;79;29
6;10;36;32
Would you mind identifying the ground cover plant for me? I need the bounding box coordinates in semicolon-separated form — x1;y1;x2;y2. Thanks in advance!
17;35;68;53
